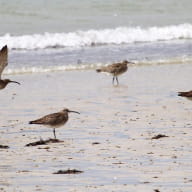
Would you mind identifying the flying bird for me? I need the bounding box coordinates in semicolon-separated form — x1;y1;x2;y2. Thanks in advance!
0;45;20;90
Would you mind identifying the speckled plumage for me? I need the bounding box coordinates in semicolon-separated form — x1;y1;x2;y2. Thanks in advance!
96;60;133;85
29;108;80;139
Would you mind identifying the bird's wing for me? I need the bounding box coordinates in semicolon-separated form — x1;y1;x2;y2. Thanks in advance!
31;113;63;125
98;63;118;73
108;63;122;73
0;45;8;78
97;62;123;73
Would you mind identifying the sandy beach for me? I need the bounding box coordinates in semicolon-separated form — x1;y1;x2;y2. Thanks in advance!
0;62;192;192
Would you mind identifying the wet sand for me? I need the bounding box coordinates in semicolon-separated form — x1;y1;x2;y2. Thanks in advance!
0;63;192;192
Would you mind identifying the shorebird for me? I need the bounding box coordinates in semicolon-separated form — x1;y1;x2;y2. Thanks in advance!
178;90;192;99
96;60;134;85
0;45;20;90
29;108;80;139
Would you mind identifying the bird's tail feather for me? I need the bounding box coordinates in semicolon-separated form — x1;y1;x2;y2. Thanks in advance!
178;92;184;96
29;120;42;124
178;91;191;97
96;69;102;73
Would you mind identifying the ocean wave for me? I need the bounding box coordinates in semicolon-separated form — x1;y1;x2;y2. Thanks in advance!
4;57;192;75
0;24;192;50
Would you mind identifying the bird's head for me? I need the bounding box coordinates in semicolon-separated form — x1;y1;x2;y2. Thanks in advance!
62;108;80;114
122;60;134;65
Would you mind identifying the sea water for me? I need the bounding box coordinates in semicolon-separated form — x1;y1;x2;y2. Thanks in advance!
0;0;192;74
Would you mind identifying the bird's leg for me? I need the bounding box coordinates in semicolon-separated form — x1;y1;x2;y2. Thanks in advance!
116;76;119;85
112;76;115;85
53;128;56;140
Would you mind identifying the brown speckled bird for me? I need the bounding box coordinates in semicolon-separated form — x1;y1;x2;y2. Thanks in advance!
96;60;134;85
29;108;80;139
0;45;20;90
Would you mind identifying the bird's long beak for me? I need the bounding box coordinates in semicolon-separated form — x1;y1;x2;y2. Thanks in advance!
69;110;80;114
128;62;135;64
10;81;20;85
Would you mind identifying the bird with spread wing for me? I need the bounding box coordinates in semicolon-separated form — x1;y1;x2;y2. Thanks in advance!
0;45;20;90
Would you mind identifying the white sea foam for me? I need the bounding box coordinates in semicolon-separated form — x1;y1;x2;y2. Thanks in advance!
4;64;101;75
0;24;192;50
4;56;192;75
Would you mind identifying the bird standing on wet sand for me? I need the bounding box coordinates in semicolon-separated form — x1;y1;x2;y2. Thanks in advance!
0;45;20;90
29;108;80;140
96;60;134;85
178;90;192;99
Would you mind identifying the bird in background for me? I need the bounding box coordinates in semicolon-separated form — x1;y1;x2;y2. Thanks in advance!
0;45;20;90
96;60;134;85
29;108;80;140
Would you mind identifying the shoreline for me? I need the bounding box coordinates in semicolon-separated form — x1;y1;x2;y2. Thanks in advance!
0;63;192;191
